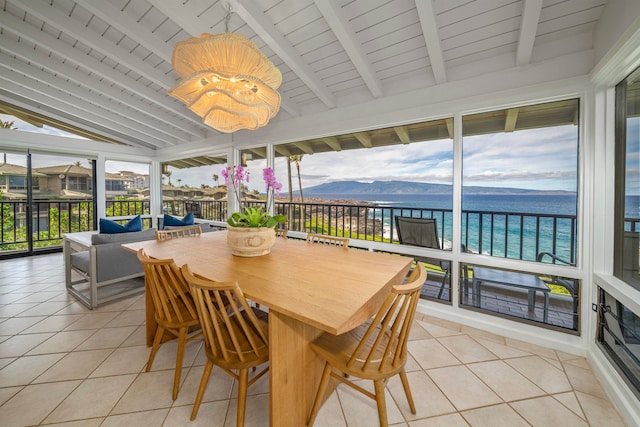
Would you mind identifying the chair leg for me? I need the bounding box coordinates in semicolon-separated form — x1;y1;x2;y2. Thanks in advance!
237;368;249;427
145;325;165;372
172;327;187;400
191;360;214;420
399;369;416;414
437;268;449;299
373;379;389;427
307;362;332;427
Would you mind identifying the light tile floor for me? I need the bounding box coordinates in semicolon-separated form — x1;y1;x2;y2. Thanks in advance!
0;254;628;426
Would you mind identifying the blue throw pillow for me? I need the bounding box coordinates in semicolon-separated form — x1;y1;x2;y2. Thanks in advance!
99;215;142;234
163;212;194;228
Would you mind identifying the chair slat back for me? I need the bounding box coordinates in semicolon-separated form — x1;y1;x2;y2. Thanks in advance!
346;263;427;373
181;264;268;365
137;249;198;324
395;217;440;250
306;233;349;248
156;224;202;241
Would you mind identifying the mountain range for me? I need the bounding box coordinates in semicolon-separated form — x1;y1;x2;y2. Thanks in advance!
300;180;575;195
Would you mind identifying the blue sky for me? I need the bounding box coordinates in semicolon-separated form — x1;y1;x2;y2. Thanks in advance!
2;113;582;193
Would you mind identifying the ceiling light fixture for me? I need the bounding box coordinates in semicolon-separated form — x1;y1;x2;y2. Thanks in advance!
168;6;281;133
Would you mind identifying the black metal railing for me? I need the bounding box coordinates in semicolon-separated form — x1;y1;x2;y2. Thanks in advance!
2;197;639;264
274;201;581;263
0;199;95;252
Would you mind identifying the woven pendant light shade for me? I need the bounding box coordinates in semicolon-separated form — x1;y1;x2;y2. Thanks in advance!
169;33;282;133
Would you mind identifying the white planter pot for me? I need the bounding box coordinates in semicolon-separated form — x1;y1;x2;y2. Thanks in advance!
226;227;276;257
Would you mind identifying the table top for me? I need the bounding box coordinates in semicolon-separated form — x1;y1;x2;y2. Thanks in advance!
473;266;549;291
123;231;413;335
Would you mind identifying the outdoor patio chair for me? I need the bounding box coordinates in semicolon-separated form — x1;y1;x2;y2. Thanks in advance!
395;216;450;298
536;251;579;329
181;264;269;425
306;263;428;427
136;249;202;400
306;233;349;248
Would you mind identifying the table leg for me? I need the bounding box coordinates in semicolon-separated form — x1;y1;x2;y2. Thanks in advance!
269;310;327;427
543;292;549;323
527;290;536;311
472;278;479;307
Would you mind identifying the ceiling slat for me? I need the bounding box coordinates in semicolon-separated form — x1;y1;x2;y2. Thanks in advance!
314;0;383;98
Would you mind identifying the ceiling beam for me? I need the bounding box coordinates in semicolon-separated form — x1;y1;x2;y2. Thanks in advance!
275;145;292;157
445;118;454;139
314;0;383;98
228;0;336;109
394;126;411;144
76;0;173;64
0;53;176;147
322;136;342;151
354;132;372;148
147;0;301;119
0;9;206;131
15;0;175;89
505;108;519;132
0;37;195;142
516;0;543;66
0;71;170;149
0;74;161;149
415;0;447;84
293;141;314;155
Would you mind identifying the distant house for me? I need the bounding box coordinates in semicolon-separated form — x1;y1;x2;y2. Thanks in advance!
34;164;128;199
35;164;93;199
117;170;149;190
0;163;46;199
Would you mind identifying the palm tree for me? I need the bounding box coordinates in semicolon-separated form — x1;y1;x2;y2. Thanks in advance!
291;155;304;202
177;178;182;187
164;170;172;186
287;157;293;201
213;174;219;187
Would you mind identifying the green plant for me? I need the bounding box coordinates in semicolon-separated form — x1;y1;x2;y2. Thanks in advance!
227;206;286;228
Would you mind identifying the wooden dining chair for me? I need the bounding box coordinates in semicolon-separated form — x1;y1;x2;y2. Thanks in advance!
155;224;202;241
181;264;270;425
306;232;349;248
136;249;202;400
275;227;288;238
307;263;428;427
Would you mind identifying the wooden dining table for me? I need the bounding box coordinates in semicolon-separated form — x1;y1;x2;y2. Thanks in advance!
123;231;412;427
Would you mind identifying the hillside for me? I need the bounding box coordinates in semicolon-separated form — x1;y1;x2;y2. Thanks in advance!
300;180;574;196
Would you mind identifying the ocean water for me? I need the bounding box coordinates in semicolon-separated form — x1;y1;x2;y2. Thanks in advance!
307;193;602;262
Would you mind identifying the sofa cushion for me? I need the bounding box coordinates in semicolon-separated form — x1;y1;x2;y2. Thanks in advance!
91;228;156;245
163;212;194;228
99;215;142;234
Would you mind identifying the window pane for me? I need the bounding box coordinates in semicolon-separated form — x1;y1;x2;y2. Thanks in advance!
598;288;640;397
160;159;228;222
616;66;640;289
462;99;579;263
105;161;150;224
274;119;454;301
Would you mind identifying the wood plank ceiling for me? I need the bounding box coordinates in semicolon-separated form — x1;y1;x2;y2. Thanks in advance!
0;0;604;165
